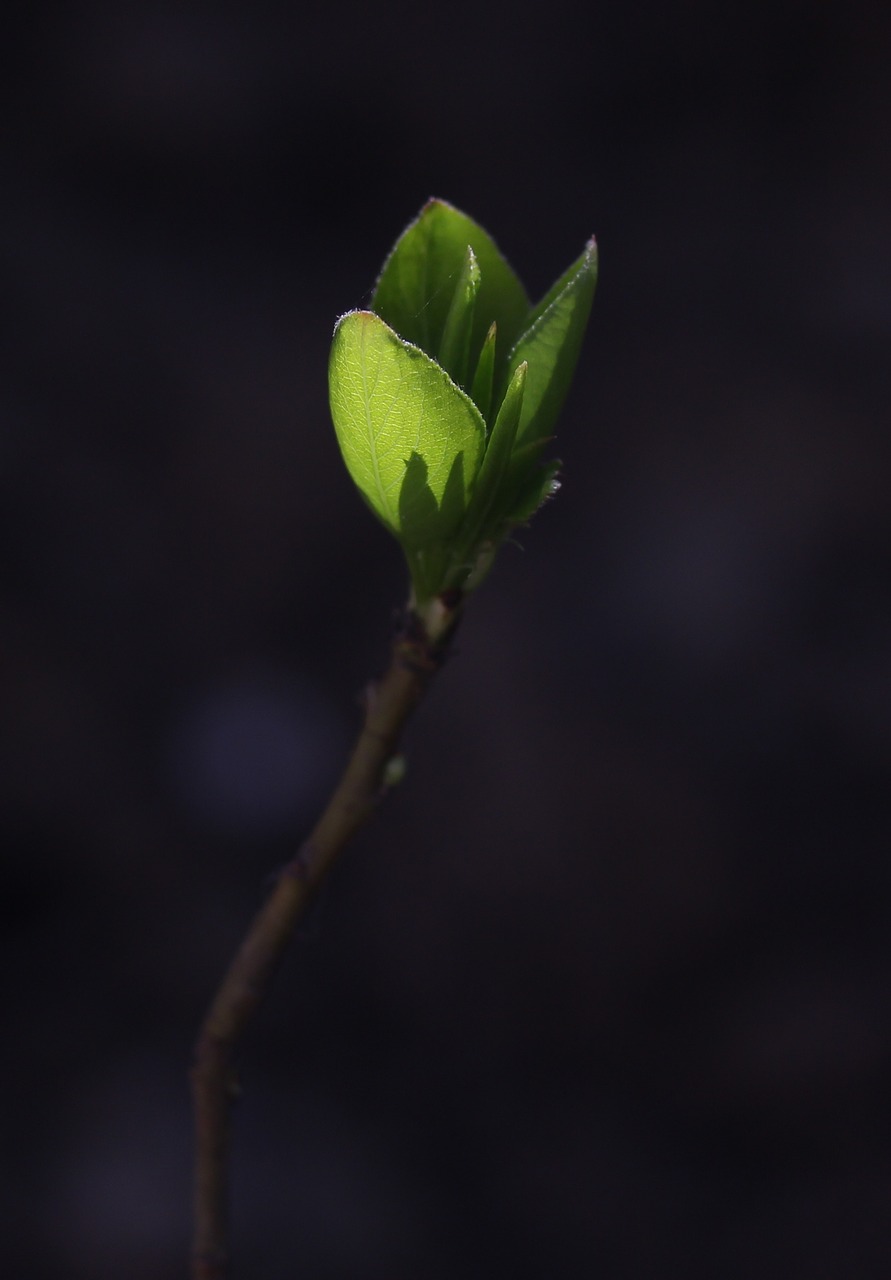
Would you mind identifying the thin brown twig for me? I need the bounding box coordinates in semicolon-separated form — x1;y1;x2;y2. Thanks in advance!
190;603;458;1280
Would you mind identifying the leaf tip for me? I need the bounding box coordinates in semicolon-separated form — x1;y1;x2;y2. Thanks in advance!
422;196;451;215
333;307;375;330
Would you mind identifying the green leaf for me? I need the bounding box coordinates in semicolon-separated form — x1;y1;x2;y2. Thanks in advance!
459;361;527;552
437;245;480;389
328;310;485;548
469;322;496;425
504;237;598;463
372;199;530;376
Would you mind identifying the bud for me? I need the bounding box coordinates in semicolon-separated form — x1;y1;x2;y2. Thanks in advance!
329;199;597;608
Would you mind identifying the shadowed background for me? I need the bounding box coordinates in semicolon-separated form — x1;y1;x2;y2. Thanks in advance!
4;2;891;1276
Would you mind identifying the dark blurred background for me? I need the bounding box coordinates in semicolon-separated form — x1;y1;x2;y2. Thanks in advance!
4;1;891;1276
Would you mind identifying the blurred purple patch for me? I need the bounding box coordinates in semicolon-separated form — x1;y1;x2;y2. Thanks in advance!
165;667;345;836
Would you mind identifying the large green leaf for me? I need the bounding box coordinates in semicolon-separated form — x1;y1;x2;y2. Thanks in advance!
329;310;486;548
371;200;530;377
504;238;598;462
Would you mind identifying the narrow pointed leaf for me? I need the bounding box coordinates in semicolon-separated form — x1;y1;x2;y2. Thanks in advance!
457;362;527;556
372;199;530;372
522;238;597;337
469;322;497;425
329;310;485;547
437;245;480;389
504;238;598;462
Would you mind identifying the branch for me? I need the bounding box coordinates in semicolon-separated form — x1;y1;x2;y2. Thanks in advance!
190;601;459;1280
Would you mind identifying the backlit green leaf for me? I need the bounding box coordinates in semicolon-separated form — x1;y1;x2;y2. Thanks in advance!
328;310;485;548
372;200;529;377
504;238;598;463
